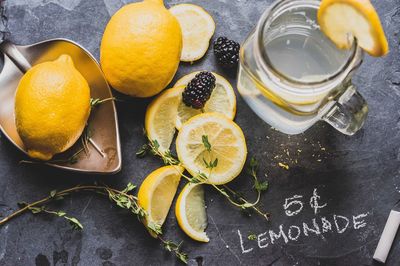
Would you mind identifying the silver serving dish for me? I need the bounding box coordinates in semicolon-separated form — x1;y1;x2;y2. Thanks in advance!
0;39;121;174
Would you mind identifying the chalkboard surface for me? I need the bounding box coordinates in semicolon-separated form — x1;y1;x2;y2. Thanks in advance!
0;0;399;265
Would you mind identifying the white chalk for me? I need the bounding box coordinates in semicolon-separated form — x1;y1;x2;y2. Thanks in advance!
373;210;400;263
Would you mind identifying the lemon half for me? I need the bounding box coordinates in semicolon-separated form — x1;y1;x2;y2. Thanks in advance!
176;183;209;242
138;165;184;237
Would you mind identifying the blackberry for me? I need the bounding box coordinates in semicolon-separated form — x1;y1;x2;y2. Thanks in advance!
182;72;216;109
213;37;240;68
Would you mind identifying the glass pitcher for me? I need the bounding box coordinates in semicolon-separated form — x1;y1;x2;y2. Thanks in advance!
237;0;367;135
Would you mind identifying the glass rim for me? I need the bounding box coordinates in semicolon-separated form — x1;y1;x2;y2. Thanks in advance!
255;0;361;93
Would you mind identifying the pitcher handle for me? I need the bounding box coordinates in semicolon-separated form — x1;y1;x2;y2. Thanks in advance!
320;84;368;135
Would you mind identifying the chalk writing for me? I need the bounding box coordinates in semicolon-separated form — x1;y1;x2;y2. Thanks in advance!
287;225;301;241
334;215;349;234
353;213;368;229
257;232;269;248
309;188;327;214
237;229;253;253
237;212;370;254
321;216;332;233
236;188;370;254
303;218;320;236
283;195;304;216
269;225;288;244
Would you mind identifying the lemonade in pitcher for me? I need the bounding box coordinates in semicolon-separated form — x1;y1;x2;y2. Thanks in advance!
237;0;366;135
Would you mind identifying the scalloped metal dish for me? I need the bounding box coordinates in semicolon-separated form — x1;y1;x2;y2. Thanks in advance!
0;39;121;174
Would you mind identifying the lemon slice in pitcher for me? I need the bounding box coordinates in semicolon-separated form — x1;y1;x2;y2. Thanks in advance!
174;72;236;130
318;0;388;56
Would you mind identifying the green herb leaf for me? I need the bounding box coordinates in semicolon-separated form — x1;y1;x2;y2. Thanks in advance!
28;206;43;214
202;135;211;151
248;234;257;240
56;211;66;217
254;180;269;192
161;240;188;264
241;203;254;209
136;144;149;158
65;216;83;230
212;158;218;168
123;182;136;193
152;139;160;150
147;221;162;235
90;98;101;107
250;157;258;169
50;190;57;198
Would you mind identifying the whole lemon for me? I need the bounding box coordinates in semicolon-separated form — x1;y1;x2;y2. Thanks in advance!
100;0;182;98
15;55;91;161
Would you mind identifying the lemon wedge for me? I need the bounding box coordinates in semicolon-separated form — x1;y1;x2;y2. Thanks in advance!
176;113;247;185
145;86;184;152
175;183;209;242
318;0;388;57
170;4;215;62
174;72;236;130
138;165;184;237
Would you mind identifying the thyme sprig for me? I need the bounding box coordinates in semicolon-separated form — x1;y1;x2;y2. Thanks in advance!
160;239;188;264
17;202;83;230
0;183;188;264
139;138;269;221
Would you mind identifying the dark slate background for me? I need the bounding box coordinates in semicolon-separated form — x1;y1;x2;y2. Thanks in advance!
0;0;399;265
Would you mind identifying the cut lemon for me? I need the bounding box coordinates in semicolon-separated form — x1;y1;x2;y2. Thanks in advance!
169;4;215;62
175;183;209;242
318;0;388;57
176;113;247;185
145;86;184;152
174;72;236;130
138;165;184;237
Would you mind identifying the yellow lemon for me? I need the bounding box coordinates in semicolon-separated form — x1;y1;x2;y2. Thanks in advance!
138;165;184;237
175;183;209;242
100;0;182;97
15;54;91;161
318;0;388;57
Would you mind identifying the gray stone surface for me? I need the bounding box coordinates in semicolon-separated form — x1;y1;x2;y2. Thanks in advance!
0;0;399;265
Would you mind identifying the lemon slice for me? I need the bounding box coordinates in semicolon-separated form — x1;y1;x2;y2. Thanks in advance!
318;0;389;57
175;183;209;242
176;113;247;185
145;86;184;152
174;72;236;130
138;165;184;237
170;4;215;62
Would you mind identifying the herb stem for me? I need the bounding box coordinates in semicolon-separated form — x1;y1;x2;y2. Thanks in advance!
0;185;136;226
144;139;269;221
